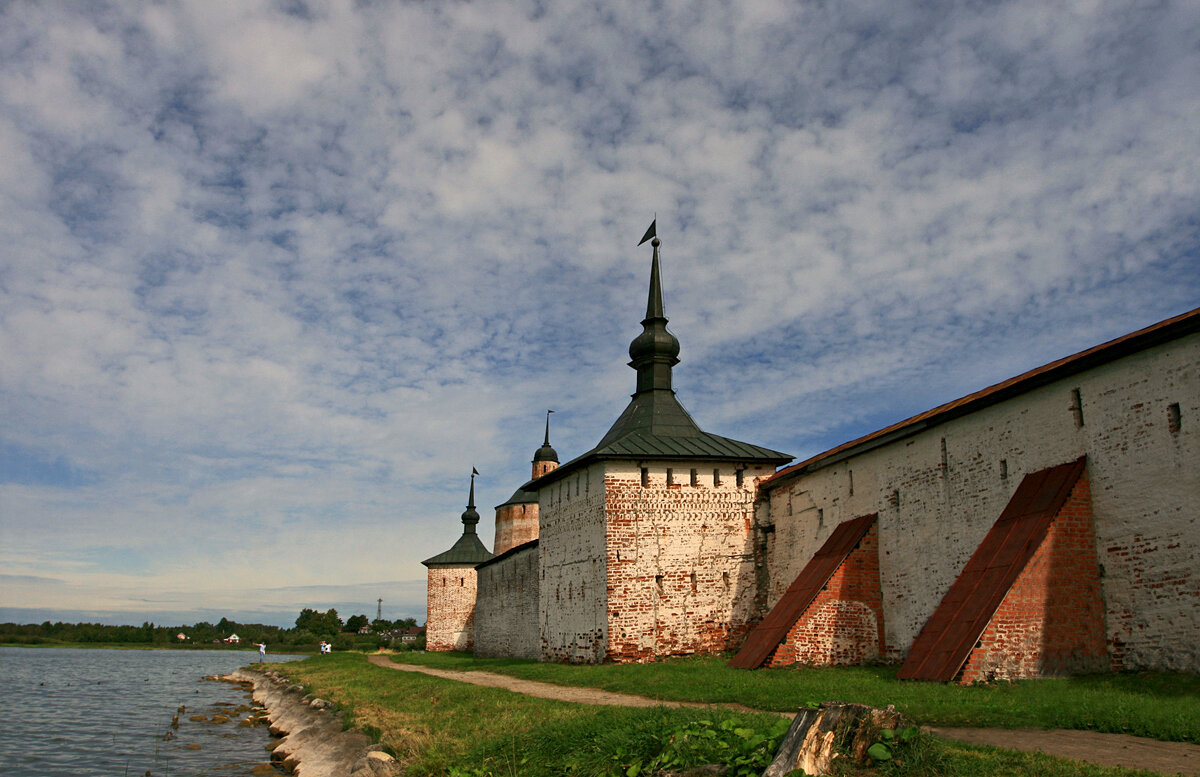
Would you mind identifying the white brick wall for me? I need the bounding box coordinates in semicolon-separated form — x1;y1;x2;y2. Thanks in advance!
538;465;609;662
474;544;540;659
761;333;1199;671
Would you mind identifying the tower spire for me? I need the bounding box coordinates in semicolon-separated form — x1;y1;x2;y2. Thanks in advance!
533;409;559;477
628;231;680;395
461;468;480;533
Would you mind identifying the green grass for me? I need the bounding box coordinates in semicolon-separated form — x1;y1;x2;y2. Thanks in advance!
275;653;1190;777
276;653;786;776
385;652;1200;743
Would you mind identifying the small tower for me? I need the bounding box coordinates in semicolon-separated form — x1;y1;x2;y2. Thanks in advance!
494;411;559;555
422;470;494;652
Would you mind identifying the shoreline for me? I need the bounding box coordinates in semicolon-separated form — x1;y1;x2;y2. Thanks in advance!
225;665;398;777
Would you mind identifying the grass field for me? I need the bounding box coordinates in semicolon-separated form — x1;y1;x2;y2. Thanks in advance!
273;652;1195;776
388;651;1200;742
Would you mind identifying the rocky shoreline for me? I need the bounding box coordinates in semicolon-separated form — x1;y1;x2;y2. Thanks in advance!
224;666;399;777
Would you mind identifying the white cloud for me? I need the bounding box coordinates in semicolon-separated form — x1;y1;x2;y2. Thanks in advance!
0;0;1196;626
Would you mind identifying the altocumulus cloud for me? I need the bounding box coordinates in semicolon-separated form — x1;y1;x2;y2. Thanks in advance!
0;0;1197;626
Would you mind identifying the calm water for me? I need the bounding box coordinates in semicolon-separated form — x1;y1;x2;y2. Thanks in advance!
0;646;306;777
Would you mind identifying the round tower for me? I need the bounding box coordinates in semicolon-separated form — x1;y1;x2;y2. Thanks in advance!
493;411;559;555
532;409;560;479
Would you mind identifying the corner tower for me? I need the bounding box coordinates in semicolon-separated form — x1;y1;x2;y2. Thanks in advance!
493;411;559;556
531;224;792;663
422;471;494;652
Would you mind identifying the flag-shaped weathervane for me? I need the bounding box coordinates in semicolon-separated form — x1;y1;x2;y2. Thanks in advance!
638;218;657;246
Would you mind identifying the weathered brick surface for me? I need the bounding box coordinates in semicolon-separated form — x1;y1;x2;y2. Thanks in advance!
760;334;1199;672
603;461;776;663
474;544;540;659
959;473;1108;682
538;465;609;663
769;522;885;667
425;566;478;652
493;502;539;557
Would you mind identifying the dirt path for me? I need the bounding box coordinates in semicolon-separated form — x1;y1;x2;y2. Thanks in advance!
367;656;1200;776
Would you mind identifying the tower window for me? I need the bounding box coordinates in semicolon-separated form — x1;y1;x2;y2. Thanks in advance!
1070;388;1085;428
641;467;649;487
690;468;699;486
713;468;721;486
666;468;674;486
1000;459;1009;480
1168;402;1182;434
736;469;745;488
690;572;697;592
655;574;664;593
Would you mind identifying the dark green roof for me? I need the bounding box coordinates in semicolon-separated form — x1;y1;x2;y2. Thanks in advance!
497;485;538;508
422;471;495;567
422;531;494;566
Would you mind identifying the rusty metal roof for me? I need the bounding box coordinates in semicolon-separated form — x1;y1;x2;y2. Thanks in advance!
763;306;1199;492
896;457;1086;682
729;513;878;669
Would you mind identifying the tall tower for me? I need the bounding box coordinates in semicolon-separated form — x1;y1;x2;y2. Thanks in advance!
531;224;792;663
493;411;559;556
422;470;494;651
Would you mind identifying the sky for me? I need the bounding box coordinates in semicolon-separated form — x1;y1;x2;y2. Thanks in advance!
2;0;1198;629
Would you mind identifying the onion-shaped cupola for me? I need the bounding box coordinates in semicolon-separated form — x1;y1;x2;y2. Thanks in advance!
533;409;559;464
460;469;481;532
421;468;493;567
628;235;681;395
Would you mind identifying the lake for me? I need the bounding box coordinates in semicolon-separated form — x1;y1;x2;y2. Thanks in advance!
0;646;306;777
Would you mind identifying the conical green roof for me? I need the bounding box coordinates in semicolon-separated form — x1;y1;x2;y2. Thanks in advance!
525;232;790;489
422;472;494;567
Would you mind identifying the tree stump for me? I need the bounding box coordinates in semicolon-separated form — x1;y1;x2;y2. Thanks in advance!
762;701;907;777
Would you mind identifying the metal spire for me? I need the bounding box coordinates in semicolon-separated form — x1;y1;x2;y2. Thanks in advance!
461;468;480;532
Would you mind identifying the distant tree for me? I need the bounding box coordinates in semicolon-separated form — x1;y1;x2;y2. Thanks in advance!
344;614;369;633
295;608;341;637
370;618;393;632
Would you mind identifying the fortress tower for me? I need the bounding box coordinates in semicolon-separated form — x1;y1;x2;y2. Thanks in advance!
530;231;792;662
421;471;494;651
492;412;559;556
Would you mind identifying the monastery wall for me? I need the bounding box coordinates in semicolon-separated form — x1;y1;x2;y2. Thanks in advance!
538;465;608;662
603;461;775;662
425;566;479;652
761;333;1199;671
474;543;540;659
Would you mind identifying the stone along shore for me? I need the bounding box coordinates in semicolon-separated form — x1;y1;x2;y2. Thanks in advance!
225;666;399;777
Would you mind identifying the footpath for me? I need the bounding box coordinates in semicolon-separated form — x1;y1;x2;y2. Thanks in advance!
367;656;1200;776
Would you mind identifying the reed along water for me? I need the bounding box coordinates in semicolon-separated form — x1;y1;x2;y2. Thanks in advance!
0;646;306;777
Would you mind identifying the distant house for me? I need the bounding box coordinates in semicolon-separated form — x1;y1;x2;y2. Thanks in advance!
358;624;373;635
399;626;424;643
224;633;240;644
